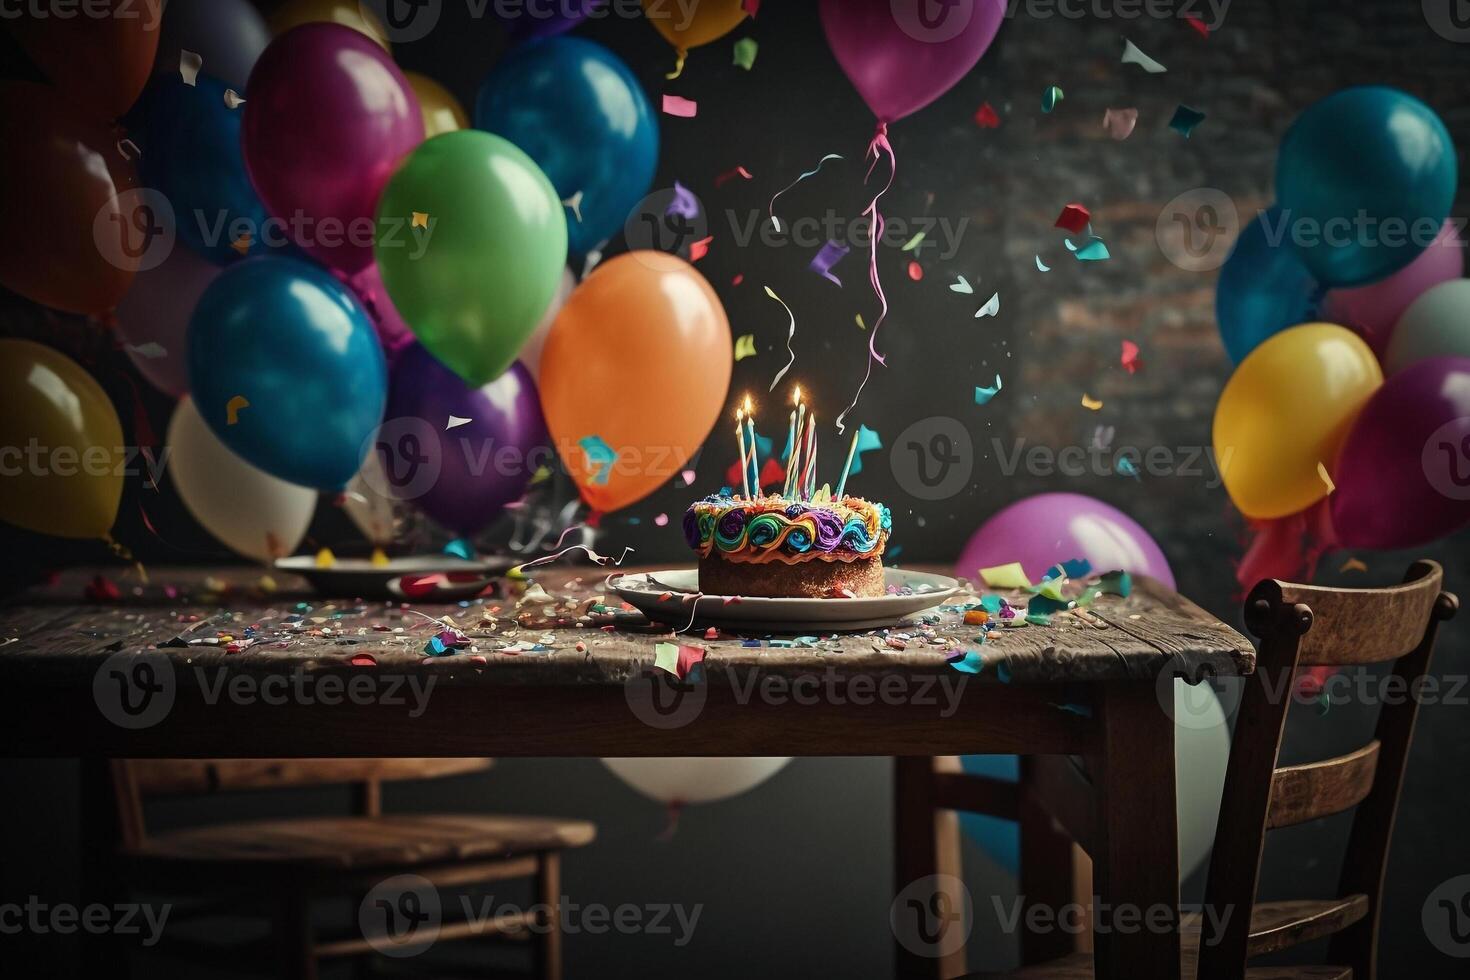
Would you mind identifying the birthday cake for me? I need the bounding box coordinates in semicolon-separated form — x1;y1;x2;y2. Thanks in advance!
683;492;893;598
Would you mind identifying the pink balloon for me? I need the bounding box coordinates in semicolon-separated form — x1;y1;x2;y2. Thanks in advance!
347;263;415;361
1321;219;1464;357
242;24;422;274
955;492;1176;590
113;245;221;398
819;0;1005;124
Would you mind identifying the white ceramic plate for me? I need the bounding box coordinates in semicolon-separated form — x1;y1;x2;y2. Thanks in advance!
609;567;961;633
274;555;513;600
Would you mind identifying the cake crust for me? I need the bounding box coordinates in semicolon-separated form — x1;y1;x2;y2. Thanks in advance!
698;551;886;598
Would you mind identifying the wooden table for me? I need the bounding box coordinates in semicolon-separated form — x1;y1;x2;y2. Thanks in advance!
0;565;1254;980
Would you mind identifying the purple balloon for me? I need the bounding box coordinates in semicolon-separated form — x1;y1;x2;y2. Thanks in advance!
1330;356;1470;549
348;263;416;361
955;492;1176;590
242;24;422;274
114;244;221;398
1321;219;1464;358
820;0;1005;124
385;344;548;536
495;0;601;40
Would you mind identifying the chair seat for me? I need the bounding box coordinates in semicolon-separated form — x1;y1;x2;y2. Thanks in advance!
971;951;1351;979
125;813;596;872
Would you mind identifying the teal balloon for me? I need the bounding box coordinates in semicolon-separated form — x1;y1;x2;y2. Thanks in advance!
1276;87;1457;287
475;36;658;256
1216;206;1321;364
958;754;1019;875
187;257;387;491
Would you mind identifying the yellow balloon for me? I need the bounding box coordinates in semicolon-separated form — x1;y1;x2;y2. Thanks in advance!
405;72;468;140
0;340;125;540
641;0;748;55
1213;323;1382;520
268;0;390;51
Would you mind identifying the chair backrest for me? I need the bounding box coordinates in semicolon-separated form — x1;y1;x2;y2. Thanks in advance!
111;758;493;848
1196;560;1456;980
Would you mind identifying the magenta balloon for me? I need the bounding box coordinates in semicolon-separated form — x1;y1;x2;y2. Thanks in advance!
955;492;1176;589
242;24;422;274
819;0;1005;124
347;263;415;361
1330;356;1470;549
114;245;221;398
1321;219;1464;357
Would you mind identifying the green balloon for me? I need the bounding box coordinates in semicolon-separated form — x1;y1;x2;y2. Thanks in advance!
375;130;568;385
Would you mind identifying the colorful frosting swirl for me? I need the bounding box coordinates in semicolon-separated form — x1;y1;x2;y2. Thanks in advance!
683;493;892;564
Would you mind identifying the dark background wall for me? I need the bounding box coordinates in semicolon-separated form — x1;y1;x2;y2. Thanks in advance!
2;0;1468;976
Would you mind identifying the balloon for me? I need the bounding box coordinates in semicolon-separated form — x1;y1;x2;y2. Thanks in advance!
1331;356;1470;549
0;340;125;540
957;755;1020;874
267;0;389;49
128;73;271;264
154;0;271;90
375;130;567;386
167;396;317;562
187;257;388;491
347;263;416;361
343;455;399;545
1216;206;1321;365
114;244;221;398
0;83;138;314
1384;279;1470;374
517;268;577;380
954;493;1176;590
1213;324;1382;520
819;0;1005;124
1322;220;1464;358
475;37;658;256
496;0;600;40
602;758;790;805
540;252;733;513
640;0;748;64
383;347;548;536
1276;87;1457;287
243;24;422;273
5;0;160;120
405;72;468;140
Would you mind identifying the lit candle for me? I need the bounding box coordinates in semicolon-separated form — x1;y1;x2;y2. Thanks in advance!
743;395;758;495
735;409;750;498
801;413;817;499
785;387;805;498
835;427;860;500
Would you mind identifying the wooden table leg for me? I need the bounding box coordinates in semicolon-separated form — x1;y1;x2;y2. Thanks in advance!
1088;683;1181;980
79;756;127;978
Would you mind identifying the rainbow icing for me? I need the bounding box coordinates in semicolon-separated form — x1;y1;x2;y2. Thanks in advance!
684;492;892;565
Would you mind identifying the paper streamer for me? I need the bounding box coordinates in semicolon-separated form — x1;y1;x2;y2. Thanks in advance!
764;285;798;392
837;125;896;434
809;240;850;286
768;153;843;233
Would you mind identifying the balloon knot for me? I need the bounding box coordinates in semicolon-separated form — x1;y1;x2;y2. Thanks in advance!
665;48;688;80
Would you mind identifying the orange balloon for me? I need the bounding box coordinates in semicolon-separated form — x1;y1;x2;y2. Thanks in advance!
0;84;139;315
4;0;162;120
540;252;732;513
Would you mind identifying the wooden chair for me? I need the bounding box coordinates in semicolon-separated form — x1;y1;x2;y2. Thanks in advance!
103;758;596;980
898;560;1455;979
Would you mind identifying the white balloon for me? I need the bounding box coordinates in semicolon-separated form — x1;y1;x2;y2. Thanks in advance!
1384;278;1470;374
1170;678;1231;879
602;757;791;805
342;454;398;545
167;397;317;563
516;267;577;380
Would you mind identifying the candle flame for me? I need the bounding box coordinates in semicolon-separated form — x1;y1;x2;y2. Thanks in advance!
743;394;753;414
794;385;802;406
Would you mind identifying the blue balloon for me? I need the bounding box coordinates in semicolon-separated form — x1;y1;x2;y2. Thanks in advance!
475;37;658;256
1276;86;1457;287
1216;206;1322;364
957;755;1019;875
188;257;387;491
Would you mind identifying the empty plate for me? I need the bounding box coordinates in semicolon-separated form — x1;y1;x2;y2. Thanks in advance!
274;555;513;601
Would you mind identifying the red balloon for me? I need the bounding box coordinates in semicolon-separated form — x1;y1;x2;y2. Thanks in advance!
4;0;161;120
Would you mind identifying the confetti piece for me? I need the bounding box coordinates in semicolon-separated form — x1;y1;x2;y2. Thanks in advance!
1072;239;1111;262
444;538;474;560
662;94;698;118
1116;456;1140;479
231;233;252;255
974;101;1000;128
980;563;1032;589
949;650;986;674
1121;39;1167;73
1340;557;1368;573
223;89;245;109
1081;394;1104;411
447;416;471;430
1185;14;1210;37
734;334;757;361
846;425;883;477
809;240;850;286
1035;255;1051;272
562;190;584;222
667;181;699;219
975;292;1000;318
681;468;696;485
411;212;429;229
179;49;202;86
1092;425;1115;451
371;548;391;567
949;275;973;294
1169;104;1207;138
714;165;753;188
1121;339;1141;374
225;395;249;425
1102;107;1139;141
689;235;713;262
900;231;926;252
1041;85;1064;113
654;513;670;527
315;548;336;569
1317;461;1336;493
906;261;923;282
769;153;843;233
855;314;866;330
654;641;680;675
974;374;1003;406
764;285;798;392
743;0;759;15
578;434;616;485
1055;203;1091;234
733;37;758;70
126;342;167;360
